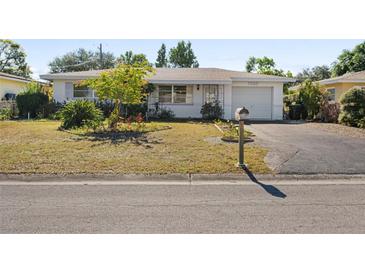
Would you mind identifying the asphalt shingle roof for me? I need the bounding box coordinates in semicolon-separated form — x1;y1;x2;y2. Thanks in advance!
40;67;295;83
289;70;365;91
318;70;365;84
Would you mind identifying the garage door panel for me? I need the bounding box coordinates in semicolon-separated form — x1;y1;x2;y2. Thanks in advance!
231;87;272;120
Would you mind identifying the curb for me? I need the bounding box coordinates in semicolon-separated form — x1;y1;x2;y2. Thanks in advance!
1;173;365;182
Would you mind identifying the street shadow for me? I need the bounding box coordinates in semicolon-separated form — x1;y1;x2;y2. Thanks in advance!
242;166;287;199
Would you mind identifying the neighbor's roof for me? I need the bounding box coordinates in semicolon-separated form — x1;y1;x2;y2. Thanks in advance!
289;70;365;91
40;68;296;84
0;72;33;83
0;72;50;85
318;70;365;85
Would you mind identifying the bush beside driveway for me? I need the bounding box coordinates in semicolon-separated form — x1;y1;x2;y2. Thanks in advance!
0;121;270;175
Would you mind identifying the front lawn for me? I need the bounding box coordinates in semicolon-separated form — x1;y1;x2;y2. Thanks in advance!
0;120;270;174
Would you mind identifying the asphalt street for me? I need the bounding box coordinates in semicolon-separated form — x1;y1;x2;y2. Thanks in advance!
1;180;365;233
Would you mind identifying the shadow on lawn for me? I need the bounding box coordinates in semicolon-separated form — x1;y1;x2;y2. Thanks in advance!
242;166;287;199
68;130;163;147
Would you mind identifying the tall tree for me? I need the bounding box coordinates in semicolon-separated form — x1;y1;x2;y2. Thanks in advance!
118;51;151;66
332;41;365;76
0;39;31;77
155;43;168;67
168;41;199;68
245;56;293;94
96;51;116;69
245;56;291;77
296;65;331;82
49;48;116;73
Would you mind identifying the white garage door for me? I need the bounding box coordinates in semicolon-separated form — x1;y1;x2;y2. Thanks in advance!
231;87;273;120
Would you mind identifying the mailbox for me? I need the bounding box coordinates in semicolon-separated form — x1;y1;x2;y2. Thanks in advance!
235;107;249;121
235;107;249;168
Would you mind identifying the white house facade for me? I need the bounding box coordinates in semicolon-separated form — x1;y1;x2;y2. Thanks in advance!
41;68;295;120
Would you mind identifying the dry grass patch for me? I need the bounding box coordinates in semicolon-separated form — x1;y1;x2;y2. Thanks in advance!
0;120;270;174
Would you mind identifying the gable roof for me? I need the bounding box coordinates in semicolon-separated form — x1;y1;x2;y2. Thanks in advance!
40;67;296;84
318;70;365;85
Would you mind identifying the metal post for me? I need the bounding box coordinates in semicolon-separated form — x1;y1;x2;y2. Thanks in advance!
238;119;244;167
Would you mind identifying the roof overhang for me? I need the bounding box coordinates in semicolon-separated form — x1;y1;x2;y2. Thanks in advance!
148;79;232;85
0;74;32;83
40;74;98;81
41;75;295;85
318;79;365;85
231;77;296;83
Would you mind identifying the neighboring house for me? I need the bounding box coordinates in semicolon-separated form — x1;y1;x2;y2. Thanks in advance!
0;72;33;100
290;70;365;102
40;68;295;120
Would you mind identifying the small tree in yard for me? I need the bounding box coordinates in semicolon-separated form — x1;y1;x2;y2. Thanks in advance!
297;80;325;120
84;63;155;129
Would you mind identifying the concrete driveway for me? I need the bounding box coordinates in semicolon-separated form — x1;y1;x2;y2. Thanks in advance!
246;122;365;174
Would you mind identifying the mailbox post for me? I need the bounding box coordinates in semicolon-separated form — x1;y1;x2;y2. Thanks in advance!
235;107;249;168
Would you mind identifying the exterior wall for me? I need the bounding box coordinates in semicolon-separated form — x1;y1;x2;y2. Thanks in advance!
53;80;96;103
223;84;232;120
231;81;283;120
53;80;67;102
0;78;28;100
320;82;365;101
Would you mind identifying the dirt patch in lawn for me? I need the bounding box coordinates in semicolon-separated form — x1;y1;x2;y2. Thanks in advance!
0;120;270;174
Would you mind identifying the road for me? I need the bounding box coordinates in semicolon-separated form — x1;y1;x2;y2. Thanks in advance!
1;180;365;233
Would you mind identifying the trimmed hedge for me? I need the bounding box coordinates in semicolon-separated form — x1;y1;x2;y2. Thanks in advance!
16;91;49;118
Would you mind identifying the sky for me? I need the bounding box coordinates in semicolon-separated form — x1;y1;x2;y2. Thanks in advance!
15;39;364;79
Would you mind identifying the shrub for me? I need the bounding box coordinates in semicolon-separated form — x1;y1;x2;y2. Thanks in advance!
297;80;325;119
338;88;365;127
59;100;104;130
158;108;175;120
288;104;307;120
283;92;300;108
0;108;12;120
122;103;148;117
95;100;115;118
358;118;365;129
148;103;175;120
200;100;223;120
16;92;49;118
320;101;340;123
36;101;64;119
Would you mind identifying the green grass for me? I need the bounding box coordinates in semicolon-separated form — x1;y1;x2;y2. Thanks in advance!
0;120;270;174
